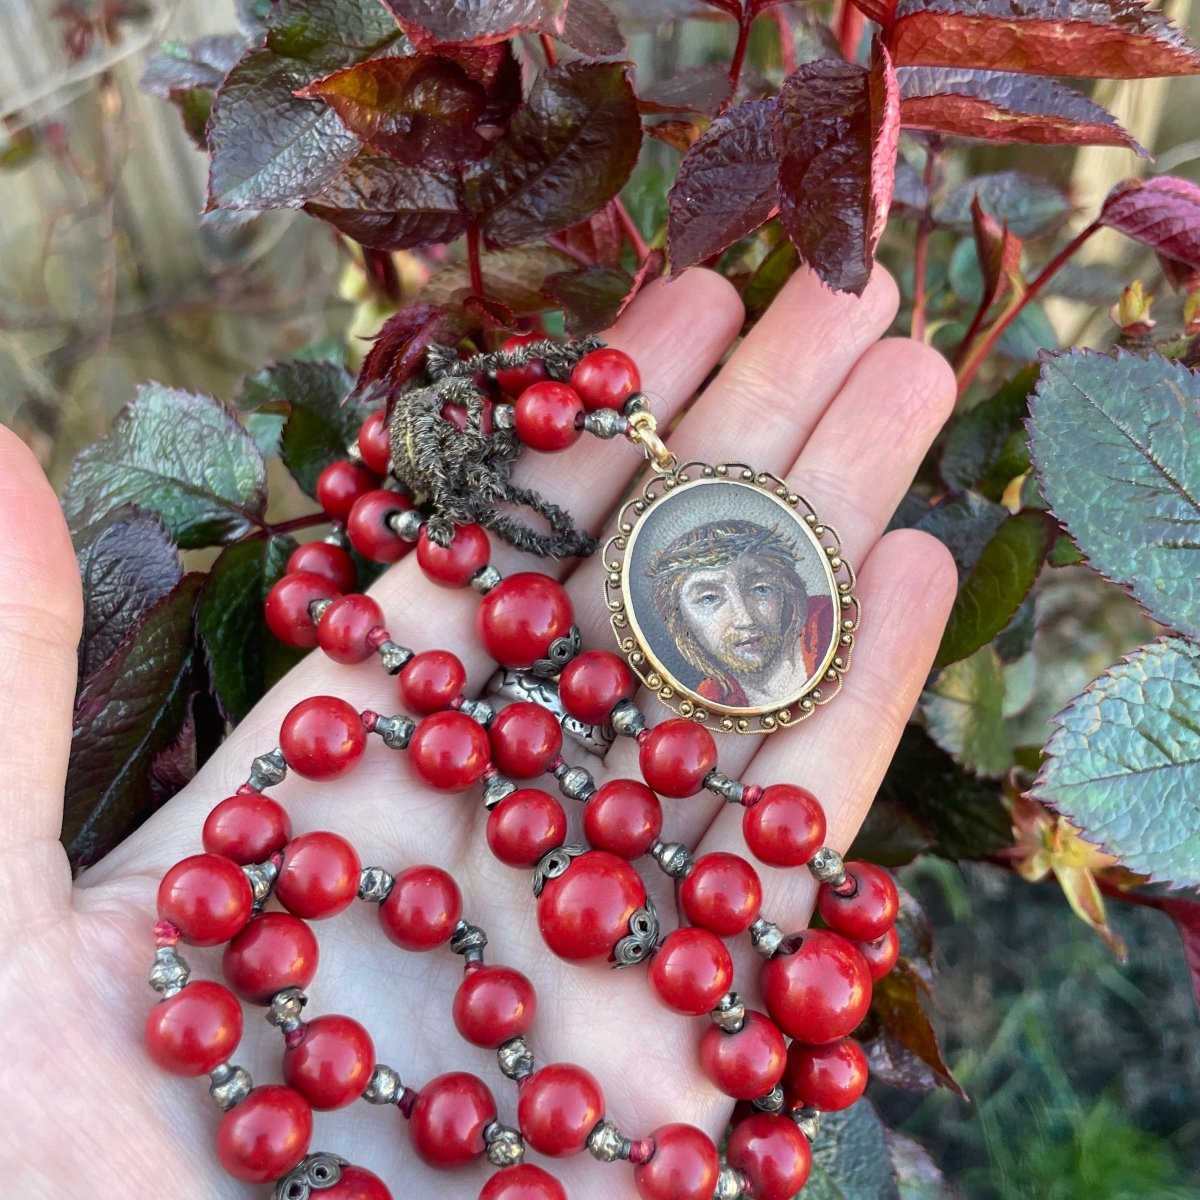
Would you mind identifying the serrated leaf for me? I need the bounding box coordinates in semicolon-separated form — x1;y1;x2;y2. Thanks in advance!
381;0;566;45
140;35;245;148
542;267;635;335
889;0;1200;78
1028;349;1200;637
804;1100;900;1200
266;0;403;67
62;385;267;549
1032;636;1200;886
1100;176;1200;269
65;575;203;873
934;171;1071;239
922;645;1012;777
469;62;641;247
355;303;479;395
773;46;900;295
667;99;779;272
558;0;624;56
941;365;1037;498
970;194;1024;316
638;64;732;115
558;202;624;268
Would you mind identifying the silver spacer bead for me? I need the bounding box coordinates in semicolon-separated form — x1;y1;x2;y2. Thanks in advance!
307;597;333;623
248;748;287;790
209;1061;252;1110
482;770;517;810
148;946;191;998
374;714;415;749
497;1036;535;1081
273;1151;348;1199
385;508;424;541
459;697;494;725
650;840;694;879
791;1106;821;1143
483;1121;525;1167
450;920;488;964
554;762;597;803
528;626;582;678
491;403;516;430
582;409;630;439
265;987;307;1035
323;526;349;549
752;1084;785;1113
703;770;746;804
377;640;414;674
613;899;659;968
357;867;394;903
244;858;279;906
471;565;502;594
748;916;785;958
709;992;746;1033
808;846;846;886
362;1063;405;1105
610;699;646;738
714;1163;746;1200
622;392;652;418
588;1119;634;1163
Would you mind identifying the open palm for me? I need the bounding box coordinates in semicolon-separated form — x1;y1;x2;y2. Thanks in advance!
1;265;957;1199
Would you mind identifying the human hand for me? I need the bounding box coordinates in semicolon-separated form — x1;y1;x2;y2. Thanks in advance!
0;265;957;1198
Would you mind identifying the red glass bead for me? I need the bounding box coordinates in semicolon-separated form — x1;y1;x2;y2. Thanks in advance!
286;542;357;594
783;1036;868;1112
358;411;391;474
398;649;466;714
570;347;641;412
536;850;647;962
409;710;491;792
379;865;462;951
638;719;717;798
317;593;385;664
144;980;243;1076
265;572;339;648
817;861;899;943
514;381;584;453
698;1009;787;1100
725;1113;812;1200
157;854;253;947
346;488;414;563
478;1163;565;1200
648;927;733;1016
742;784;826;867
488;702;563;779
477;573;574;669
202;793;291;865
633;1124;719;1200
222;912;319;1005
486;788;567;867
409;1071;496;1169
417;523;491;588
582;778;662;859
854;926;900;981
275;831;361;920
317;460;379;522
495;332;549;397
558;650;637;725
323;1165;393;1200
680;852;763;937
279;696;367;780
761;929;872;1044
517;1063;604;1157
283;1014;375;1110
453;965;538;1048
216;1084;312;1184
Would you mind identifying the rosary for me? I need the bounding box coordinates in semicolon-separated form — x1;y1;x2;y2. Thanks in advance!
143;334;900;1200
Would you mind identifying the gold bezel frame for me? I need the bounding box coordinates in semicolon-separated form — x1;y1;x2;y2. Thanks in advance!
603;462;860;734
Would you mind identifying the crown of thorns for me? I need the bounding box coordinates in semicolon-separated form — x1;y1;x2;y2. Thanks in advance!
646;520;801;580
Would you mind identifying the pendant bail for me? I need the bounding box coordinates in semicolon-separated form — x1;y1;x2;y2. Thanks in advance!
626;410;678;475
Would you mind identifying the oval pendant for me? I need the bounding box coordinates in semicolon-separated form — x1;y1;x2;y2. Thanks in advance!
604;462;859;734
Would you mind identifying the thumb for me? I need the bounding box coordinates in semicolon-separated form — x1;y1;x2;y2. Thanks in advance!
0;426;81;926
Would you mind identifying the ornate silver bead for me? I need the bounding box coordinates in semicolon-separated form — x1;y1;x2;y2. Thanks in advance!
376;640;414;674
714;1163;746;1200
248;748;287;790
486;668;614;759
148;946;191;998
362;1063;405;1105
650;840;694;878
748;916;785;958
610;699;647;738
703;770;746;804
374;714;415;749
450;920;488;964
386;508;424;541
209;1062;252;1110
459;698;494;725
490;403;516;430
482;770;517;810
265;987;307;1034
529;626;582;678
613;900;659;968
622;392;652;418
483;1121;526;1167
791;1106;821;1143
497;1037;535;1081
244;858;279;906
808;846;846;886
471;565;502;594
357;867;394;903
555;763;596;803
273;1152;348;1200
587;1120;633;1163
582;409;629;439
709;991;746;1033
752;1085;785;1113
307;597;333;623
531;844;584;897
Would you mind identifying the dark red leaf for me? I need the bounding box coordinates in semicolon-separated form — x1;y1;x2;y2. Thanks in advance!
668;99;779;272
637;64;732;115
889;0;1200;78
898;67;1146;153
773;46;899;295
1100;176;1200;269
971;194;1023;313
298;57;489;168
558;0;626;56
849;0;895;24
146;702;198;809
356;303;479;396
140;34;245;148
558;202;625;268
381;0;566;46
423;246;577;313
305;153;465;250
542;267;635;335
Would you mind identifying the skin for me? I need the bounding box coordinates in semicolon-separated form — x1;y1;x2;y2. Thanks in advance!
0;265;958;1199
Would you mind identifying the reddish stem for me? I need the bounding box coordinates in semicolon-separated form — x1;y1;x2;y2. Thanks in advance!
837;0;865;61
466;221;485;298
724;11;754;107
910;147;938;342
361;246;401;304
539;33;558;67
258;512;330;537
615;198;650;264
772;8;796;75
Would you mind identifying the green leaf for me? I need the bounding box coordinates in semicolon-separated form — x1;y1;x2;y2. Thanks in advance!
197;535;298;724
940;365;1037;499
62;385;267;549
921;645;1013;777
933;170;1071;239
139;35;246;149
742;235;798;320
916;491;1008;575
1028;349;1200;638
1031;636;1200;887
805;1100;900;1200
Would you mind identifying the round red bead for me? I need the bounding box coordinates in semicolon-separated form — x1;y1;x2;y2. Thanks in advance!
536;850;647;962
346;489;414;563
417;523;490;588
409;1071;496;1169
265;572;339;648
558;650;637;724
514;381;583;453
222;912;319;1005
358;411;391;474
453;965;538;1048
216;1084;312;1184
570;347;641;412
409;710;491;792
638;719;717;798
317;593;384;664
698;1009;787;1100
280;696;367;780
488;702;563;779
283;1014;375;1110
495;332;549;397
145;980;243;1076
583;778;662;859
286;542;357;594
818;861;899;943
742;784;826;867
317;460;378;522
725;1113;812;1200
379;865;462;951
648;927;733;1016
157;854;253;947
398;649;466;714
202;793;291;865
633;1124;718;1200
854;926;901;981
477;573;574;669
761;929;872;1044
486;788;567;867
478;1163;565;1200
517;1063;604;1157
323;1165;393;1200
275;831;361;920
680;852;763;936
784;1036;868;1112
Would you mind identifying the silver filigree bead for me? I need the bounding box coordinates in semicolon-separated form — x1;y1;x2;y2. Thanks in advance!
622;392;652;418
610;699;646;738
497;1036;535;1081
482;770;517;810
148;946;191;997
613;900;659;968
450;920;488;964
357;867;394;903
248;748;287;790
459;698;494;725
273;1152;348;1200
748;916;785;957
791;1107;821;1143
362;1063;405;1105
714;1163;746;1199
752;1085;785;1113
376;640;414;674
265;987;307;1034
582;409;630;439
483;1121;525;1167
650;840;694;879
385;508;424;541
471;565;502;594
588;1120;633;1163
709;992;746;1033
562;714;615;758
307;597;333;623
491;403;516;430
374;714;415;749
703;770;746;804
531;844;584;897
244;858;279;906
209;1062;252;1110
528;626;582;678
554;762;597;802
808;846;846;886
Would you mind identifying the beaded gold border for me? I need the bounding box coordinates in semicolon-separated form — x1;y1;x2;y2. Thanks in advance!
603;462;860;734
